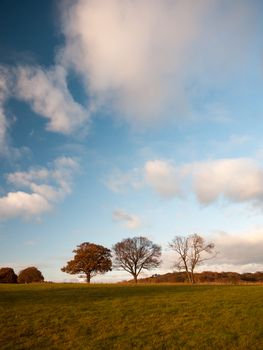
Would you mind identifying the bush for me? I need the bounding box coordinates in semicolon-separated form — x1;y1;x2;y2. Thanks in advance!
0;267;17;283
18;267;44;284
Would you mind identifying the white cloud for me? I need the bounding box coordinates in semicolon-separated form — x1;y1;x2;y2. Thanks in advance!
112;209;141;229
61;0;206;123
0;192;51;220
144;160;184;198
0;0;260;149
193;158;263;205
60;0;259;125
145;158;263;207
15;65;88;134
108;157;263;209
0;157;79;221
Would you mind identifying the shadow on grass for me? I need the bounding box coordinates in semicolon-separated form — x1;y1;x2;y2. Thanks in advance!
0;283;222;306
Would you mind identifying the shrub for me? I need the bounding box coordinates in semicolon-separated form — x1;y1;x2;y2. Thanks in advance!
0;267;17;283
18;267;44;284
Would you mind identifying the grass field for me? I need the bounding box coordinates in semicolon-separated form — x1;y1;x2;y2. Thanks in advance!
1;284;263;349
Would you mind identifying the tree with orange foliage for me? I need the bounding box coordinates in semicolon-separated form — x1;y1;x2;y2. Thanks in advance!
61;242;112;283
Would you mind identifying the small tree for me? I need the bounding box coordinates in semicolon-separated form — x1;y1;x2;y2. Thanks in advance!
112;236;161;283
169;234;215;284
18;267;44;284
0;267;17;283
61;242;112;283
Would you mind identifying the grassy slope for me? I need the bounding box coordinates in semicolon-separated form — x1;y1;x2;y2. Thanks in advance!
1;284;263;350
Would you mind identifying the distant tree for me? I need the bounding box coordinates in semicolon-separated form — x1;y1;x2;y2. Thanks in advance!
199;271;218;283
169;234;216;284
18;267;44;284
254;272;263;282
61;242;112;283
0;267;17;283
112;236;161;283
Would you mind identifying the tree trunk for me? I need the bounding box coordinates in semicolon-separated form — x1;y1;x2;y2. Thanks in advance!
191;271;195;284
184;264;192;284
186;270;192;283
133;274;138;283
86;273;91;283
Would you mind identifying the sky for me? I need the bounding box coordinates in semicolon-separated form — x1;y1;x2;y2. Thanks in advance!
0;0;263;282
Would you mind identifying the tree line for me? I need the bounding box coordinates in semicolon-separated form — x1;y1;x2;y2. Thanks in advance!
139;271;263;284
2;234;263;284
0;234;216;284
0;266;44;284
61;234;215;283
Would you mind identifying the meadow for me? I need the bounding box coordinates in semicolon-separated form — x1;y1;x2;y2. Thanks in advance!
1;283;263;349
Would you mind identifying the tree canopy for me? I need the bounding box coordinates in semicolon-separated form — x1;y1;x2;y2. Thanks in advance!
61;242;112;283
112;236;161;283
18;267;44;284
0;267;17;283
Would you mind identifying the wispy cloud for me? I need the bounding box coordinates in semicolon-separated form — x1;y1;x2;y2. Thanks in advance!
25;240;37;246
112;209;142;229
15;65;89;134
0;66;23;158
0;67;9;155
105;167;142;193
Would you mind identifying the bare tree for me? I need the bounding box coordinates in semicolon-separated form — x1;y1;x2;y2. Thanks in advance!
169;234;215;283
61;242;112;283
112;236;161;283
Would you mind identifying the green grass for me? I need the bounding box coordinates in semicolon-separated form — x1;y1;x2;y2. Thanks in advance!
1;284;263;349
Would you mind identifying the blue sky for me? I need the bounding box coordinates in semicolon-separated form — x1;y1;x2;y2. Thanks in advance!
1;0;263;282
